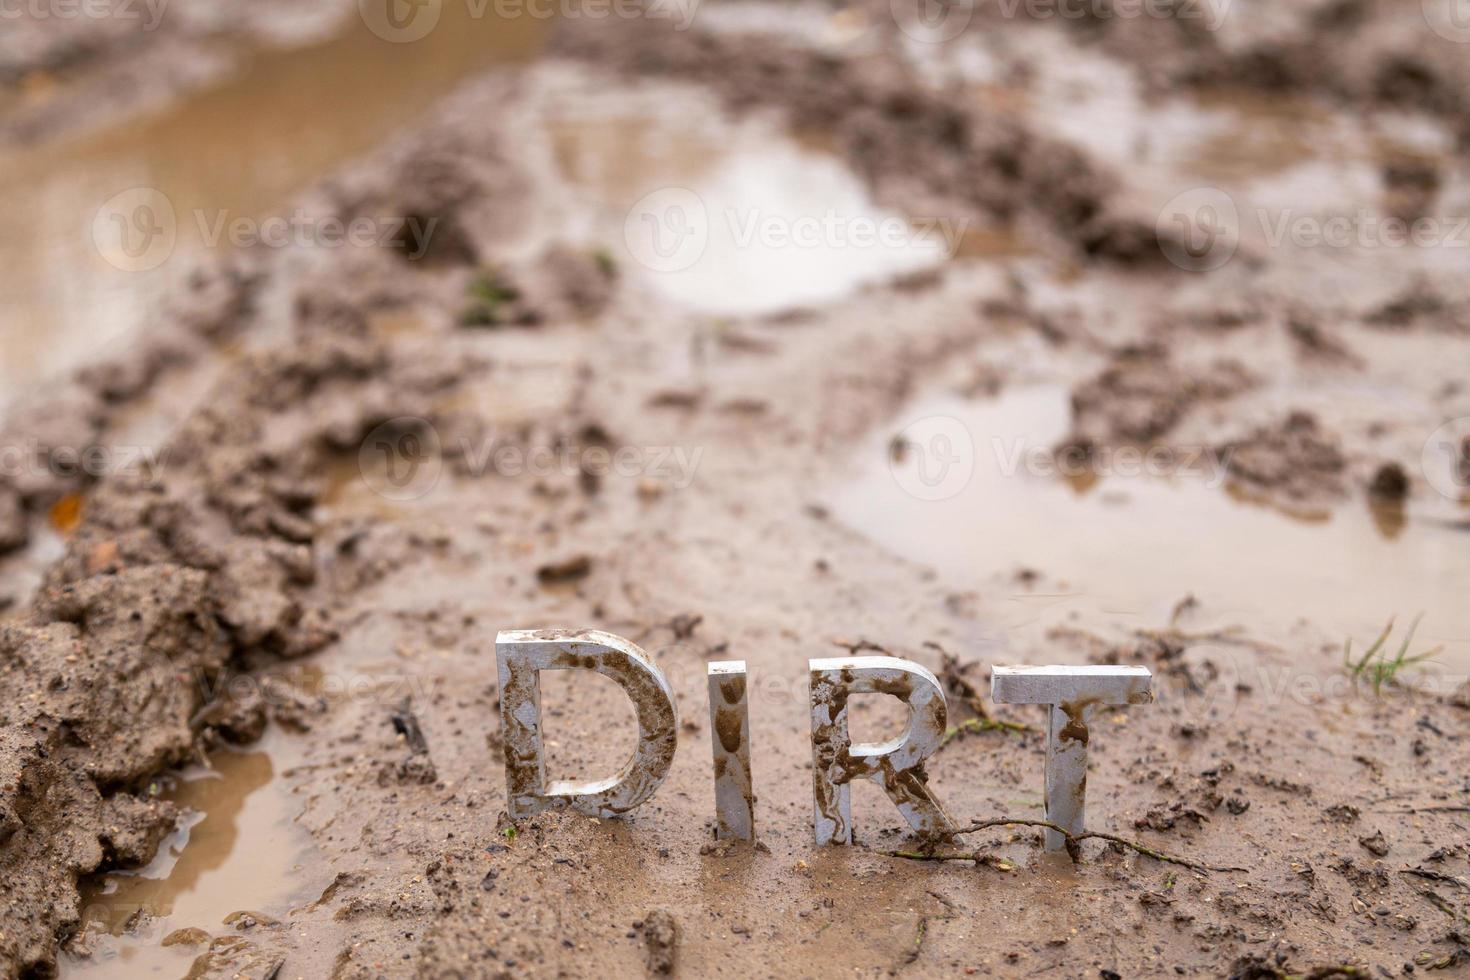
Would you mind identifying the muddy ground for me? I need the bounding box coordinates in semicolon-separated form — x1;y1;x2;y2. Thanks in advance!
4;1;1470;977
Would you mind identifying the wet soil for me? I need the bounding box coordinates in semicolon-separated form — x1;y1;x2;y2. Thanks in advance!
4;3;1470;978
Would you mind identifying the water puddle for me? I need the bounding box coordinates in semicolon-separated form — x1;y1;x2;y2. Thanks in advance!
548;100;954;316
0;2;549;413
830;386;1470;671
64;730;326;978
0;525;66;620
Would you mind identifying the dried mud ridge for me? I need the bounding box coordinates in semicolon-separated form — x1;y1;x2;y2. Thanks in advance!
2;3;1470;978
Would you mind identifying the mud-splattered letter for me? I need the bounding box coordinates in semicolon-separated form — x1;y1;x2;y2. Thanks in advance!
708;661;754;842
991;665;1152;851
808;656;954;845
497;629;678;819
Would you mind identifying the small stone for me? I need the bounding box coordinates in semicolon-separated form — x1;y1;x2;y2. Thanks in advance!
1359;830;1390;857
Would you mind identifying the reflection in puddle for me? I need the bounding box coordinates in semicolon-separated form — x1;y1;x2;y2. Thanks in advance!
0;2;549;412
831;386;1470;668
65;732;324;978
552;106;955;315
0;527;66;621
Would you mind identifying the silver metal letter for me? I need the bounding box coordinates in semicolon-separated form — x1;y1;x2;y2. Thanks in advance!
707;661;754;842
808;656;955;845
991;665;1153;851
497;629;678;819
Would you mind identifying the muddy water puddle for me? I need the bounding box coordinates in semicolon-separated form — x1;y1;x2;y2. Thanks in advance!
0;3;549;414
545;96;960;315
830;385;1470;673
63;730;327;978
0;525;65;620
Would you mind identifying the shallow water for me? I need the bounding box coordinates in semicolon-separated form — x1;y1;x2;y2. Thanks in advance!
548;100;955;315
830;385;1470;675
0;2;548;413
63;730;324;978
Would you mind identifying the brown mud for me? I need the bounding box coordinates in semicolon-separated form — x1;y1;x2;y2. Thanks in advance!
3;2;1470;978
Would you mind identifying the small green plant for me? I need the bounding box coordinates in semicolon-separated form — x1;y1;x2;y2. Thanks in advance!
458;269;522;327
1344;615;1441;694
592;247;617;278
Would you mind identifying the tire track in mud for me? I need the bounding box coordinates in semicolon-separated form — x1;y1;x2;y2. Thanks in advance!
549;14;1187;267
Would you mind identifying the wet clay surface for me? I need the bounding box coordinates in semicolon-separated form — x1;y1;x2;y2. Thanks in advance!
3;2;1470;978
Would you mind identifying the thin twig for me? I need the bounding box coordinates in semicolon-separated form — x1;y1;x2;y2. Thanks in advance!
927;644;1035;739
897;891;957;969
886;849;1018;872
1412;887;1462;921
887;817;1246;875
1401;867;1470;891
939;717;1030;747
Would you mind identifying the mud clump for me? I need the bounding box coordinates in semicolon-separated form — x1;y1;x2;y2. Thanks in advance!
330;128;532;269
1219;411;1348;507
538;554;594;586
459;247;619;328
642;909;679;975
0;267;481;972
1381;154;1441;223
1068;349;1253;445
1367;462;1410;500
1363;279;1470;333
182;935;286;980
